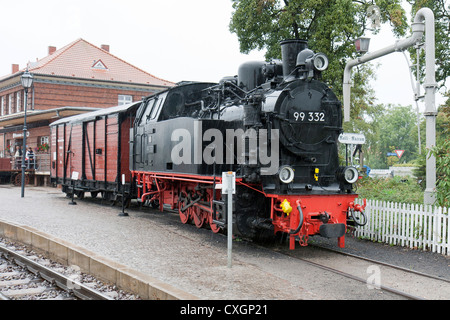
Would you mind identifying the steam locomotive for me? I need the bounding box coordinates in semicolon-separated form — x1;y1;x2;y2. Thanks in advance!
51;40;366;250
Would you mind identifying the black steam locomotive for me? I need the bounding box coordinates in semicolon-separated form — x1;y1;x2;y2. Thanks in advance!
130;39;365;249
51;39;366;250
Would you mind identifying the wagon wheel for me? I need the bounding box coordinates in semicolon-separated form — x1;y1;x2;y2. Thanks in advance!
76;191;85;199
150;199;160;209
178;191;191;224
209;211;222;233
14;173;29;186
192;206;205;228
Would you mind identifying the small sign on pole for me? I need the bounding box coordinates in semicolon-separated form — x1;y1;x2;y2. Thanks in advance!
395;150;405;159
119;174;129;217
338;133;366;144
221;172;236;194
222;171;235;268
69;171;79;205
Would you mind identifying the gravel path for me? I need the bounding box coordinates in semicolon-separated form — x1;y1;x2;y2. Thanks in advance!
0;185;448;299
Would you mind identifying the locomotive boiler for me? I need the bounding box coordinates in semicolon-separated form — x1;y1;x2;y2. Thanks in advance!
130;39;366;249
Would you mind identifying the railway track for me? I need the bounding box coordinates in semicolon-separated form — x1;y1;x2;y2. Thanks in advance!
128;202;450;300
265;241;450;300
0;241;127;300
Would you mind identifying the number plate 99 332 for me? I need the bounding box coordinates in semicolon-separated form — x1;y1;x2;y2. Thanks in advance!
291;111;326;122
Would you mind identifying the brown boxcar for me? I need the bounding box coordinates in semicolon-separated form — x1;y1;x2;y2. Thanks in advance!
50;101;141;201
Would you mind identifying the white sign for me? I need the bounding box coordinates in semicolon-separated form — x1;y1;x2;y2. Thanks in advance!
71;171;79;180
338;133;366;144
222;172;236;194
13;132;30;138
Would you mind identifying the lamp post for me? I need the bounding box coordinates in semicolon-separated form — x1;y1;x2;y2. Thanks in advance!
20;69;33;198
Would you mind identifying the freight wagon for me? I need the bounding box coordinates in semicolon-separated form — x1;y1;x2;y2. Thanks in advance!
50;101;141;201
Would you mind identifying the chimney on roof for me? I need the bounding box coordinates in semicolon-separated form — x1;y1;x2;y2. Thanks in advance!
101;44;110;52
12;64;19;74
48;46;56;55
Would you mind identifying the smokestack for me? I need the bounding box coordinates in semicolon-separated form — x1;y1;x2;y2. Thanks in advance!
12;64;19;74
101;44;110;52
280;39;308;77
48;46;56;55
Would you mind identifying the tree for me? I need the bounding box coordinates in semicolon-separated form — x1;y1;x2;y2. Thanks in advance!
428;91;450;206
229;0;408;92
367;104;419;168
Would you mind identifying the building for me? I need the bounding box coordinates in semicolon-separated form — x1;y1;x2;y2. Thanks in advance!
0;38;174;185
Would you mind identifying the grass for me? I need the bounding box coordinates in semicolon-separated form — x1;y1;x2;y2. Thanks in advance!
355;176;424;205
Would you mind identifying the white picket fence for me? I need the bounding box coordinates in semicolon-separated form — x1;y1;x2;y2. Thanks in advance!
354;199;450;256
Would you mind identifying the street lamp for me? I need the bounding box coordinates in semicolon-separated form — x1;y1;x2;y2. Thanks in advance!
20;69;33;198
354;37;371;54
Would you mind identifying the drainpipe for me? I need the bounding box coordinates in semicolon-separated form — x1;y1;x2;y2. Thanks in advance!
343;7;436;204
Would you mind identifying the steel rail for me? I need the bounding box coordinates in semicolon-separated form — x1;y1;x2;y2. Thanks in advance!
290;253;425;300
254;243;428;300
0;244;113;300
310;243;450;284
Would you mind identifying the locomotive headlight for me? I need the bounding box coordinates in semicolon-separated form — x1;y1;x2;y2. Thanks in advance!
279;166;295;184
313;53;329;71
340;166;359;184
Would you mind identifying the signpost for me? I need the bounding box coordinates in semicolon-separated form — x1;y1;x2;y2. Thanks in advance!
338;133;366;166
119;174;129;217
222;171;235;268
69;171;79;205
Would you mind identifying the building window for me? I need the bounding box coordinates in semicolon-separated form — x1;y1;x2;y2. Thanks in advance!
8;95;12;114
16;91;21;113
37;136;49;152
1;96;4;116
118;95;132;106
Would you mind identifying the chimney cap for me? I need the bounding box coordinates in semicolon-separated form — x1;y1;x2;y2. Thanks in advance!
101;44;110;52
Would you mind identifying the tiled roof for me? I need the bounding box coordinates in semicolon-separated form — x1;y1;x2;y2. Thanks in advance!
12;38;174;87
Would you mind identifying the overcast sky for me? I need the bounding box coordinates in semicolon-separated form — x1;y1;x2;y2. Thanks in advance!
0;0;445;110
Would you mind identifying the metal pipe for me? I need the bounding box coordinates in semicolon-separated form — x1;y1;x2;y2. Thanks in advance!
343;21;424;121
414;8;437;204
290;200;304;234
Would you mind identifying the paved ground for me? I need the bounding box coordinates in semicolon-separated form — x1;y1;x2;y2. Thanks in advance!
0;185;448;300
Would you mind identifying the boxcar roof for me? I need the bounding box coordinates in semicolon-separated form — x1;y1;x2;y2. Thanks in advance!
50;101;142;126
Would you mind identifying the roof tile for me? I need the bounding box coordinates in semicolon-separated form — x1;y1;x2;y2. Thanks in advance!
8;38;174;87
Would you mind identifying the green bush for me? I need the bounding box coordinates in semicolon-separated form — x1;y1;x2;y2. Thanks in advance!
355;176;424;205
430;139;450;207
